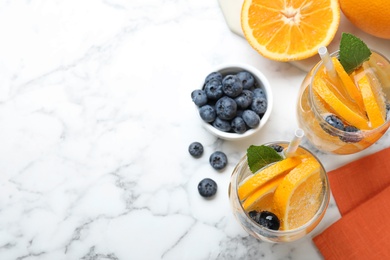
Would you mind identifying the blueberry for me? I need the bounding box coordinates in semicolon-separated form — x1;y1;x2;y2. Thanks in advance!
222;75;243;97
251;97;267;115
269;144;284;153
252;88;266;99
188;142;204;158
234;90;253;109
198;178;217;198
340;125;362;143
249;211;280;230
242;110;260;128
231;117;247;134
325;114;344;130
209;151;228;170
191;89;208;107
215;96;237;120
205;72;222;83
236;71;255;89
212;117;231;132
199;105;216;123
204;79;224;100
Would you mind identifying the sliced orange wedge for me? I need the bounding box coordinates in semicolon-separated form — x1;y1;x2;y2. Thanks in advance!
313;75;370;129
242;174;285;210
356;66;387;128
332;57;365;112
273;157;323;230
238;157;302;201
241;0;340;61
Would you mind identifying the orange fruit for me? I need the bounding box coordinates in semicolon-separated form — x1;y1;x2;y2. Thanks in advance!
238;157;302;200
339;0;390;39
312;74;370;129
273;157;323;230
241;0;340;61
356;66;387;128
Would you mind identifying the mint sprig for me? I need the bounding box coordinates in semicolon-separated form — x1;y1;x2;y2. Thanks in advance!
247;145;283;174
339;32;371;74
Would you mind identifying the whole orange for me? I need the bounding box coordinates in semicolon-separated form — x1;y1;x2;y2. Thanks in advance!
339;0;390;39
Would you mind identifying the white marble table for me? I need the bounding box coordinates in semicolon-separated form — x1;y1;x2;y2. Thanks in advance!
1;0;389;259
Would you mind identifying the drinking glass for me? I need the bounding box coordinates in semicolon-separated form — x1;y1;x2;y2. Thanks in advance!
228;142;329;243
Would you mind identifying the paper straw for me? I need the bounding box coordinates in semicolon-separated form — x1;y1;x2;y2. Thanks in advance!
285;128;305;157
318;46;337;78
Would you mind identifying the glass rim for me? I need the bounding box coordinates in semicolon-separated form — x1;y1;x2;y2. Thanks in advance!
308;49;390;135
232;141;330;237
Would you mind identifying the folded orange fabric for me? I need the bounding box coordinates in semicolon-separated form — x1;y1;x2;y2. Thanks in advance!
313;185;390;259
327;146;390;215
313;147;390;259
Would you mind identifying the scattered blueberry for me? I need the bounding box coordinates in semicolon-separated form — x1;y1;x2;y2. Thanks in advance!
198;178;218;198
269;144;284;153
209;151;228;170
234;90;253;109
215;96;237;120
188;142;204;158
191;89;208;107
222;75;243;97
205;72;222;83
212;117;231;132
236;71;255;89
242;110;260;128
251;97;267;115
199;105;216;123
231;117;247;134
252;88;266;99
340;125;362;143
204;79;224;100
249;211;280;230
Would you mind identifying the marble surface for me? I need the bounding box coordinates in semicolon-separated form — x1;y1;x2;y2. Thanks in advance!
0;0;389;259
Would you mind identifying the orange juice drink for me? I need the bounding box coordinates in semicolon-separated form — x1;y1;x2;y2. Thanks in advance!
229;142;329;243
297;39;390;154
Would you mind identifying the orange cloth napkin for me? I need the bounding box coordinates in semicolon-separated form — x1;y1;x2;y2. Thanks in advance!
313;147;390;259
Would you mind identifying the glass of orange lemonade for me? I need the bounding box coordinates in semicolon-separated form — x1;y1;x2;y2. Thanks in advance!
229;142;329;243
297;48;390;154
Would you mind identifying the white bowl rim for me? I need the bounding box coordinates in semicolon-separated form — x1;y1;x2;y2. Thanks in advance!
199;62;273;141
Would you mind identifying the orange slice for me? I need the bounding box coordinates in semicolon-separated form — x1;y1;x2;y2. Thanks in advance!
332;57;365;112
356;66;386;128
241;0;340;61
242;174;285;210
272;157;323;230
313;76;370;129
238;157;302;201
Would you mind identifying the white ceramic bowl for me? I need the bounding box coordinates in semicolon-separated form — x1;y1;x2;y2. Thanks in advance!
196;63;273;141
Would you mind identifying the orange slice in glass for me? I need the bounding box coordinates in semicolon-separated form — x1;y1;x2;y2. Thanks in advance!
238;157;302;201
272;157;323;230
356;66;386;128
313;75;370;129
332;57;365;112
241;0;340;61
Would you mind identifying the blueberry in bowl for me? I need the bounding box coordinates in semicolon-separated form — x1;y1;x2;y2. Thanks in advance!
191;63;273;141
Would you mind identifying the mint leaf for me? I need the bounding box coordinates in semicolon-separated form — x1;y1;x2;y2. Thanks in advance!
247;145;283;174
339;32;371;74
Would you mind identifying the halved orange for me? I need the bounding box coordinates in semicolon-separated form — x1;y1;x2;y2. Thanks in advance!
356;66;387;128
238;157;302;201
273;157;323;230
241;0;340;61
